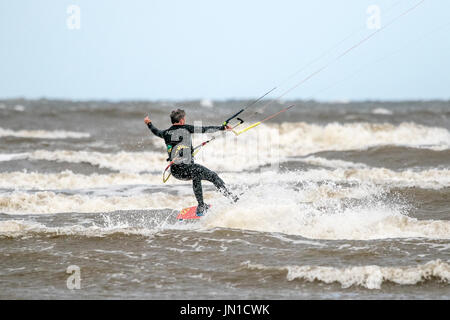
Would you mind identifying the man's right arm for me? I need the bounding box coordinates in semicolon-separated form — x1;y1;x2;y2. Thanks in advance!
145;116;164;138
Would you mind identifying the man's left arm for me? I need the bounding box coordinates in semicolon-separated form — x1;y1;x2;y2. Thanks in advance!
188;125;231;133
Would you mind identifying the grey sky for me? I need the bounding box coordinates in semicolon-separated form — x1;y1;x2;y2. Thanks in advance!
0;0;449;101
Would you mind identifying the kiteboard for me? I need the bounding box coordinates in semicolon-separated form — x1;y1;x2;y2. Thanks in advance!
177;205;211;221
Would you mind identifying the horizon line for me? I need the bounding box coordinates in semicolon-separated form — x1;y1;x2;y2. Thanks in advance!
1;96;449;104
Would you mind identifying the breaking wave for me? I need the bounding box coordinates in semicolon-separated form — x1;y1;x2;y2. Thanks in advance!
0;191;185;214
1;175;449;240
190;176;450;240
197;121;450;170
3;176;449;240
0;127;90;139
1;164;449;191
286;166;450;190
0;219;164;238
0;150;166;173
202;195;450;240
371;108;393;115
0;170;175;190
242;260;450;289
0;121;448;173
274;121;450;155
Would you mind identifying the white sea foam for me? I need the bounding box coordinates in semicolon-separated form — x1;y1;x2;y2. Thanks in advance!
0;219;160;238
243;260;450;289
1;122;448;172
294;156;367;169
0;170;174;190
274;122;450;156
0;191;186;215
224;166;450;190
20;150;166;173
194;121;450;170
200;99;214;108
0;127;90;139
371;108;393;115
1;175;449;240
288;167;450;189
13;105;25;112
1;164;449;191
0;153;28;162
203;198;450;240
199;181;450;240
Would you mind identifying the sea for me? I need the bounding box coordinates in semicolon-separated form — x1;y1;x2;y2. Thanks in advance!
0;98;449;299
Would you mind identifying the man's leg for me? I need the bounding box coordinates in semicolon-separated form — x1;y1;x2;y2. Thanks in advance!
192;176;204;206
172;163;238;216
171;163;205;207
190;164;238;203
171;164;210;214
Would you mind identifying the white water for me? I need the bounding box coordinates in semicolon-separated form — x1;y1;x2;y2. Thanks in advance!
2;173;449;241
243;260;450;289
0;127;90;139
1;120;449;241
1;122;448;173
1;164;449;191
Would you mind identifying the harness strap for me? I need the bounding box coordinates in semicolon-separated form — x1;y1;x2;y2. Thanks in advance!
162;144;190;183
162;161;173;183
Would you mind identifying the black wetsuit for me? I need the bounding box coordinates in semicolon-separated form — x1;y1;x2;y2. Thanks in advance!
147;122;236;207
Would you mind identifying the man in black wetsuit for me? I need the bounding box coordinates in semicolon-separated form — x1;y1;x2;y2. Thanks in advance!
145;109;237;216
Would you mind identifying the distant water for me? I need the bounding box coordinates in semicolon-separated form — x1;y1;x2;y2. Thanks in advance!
0;98;449;299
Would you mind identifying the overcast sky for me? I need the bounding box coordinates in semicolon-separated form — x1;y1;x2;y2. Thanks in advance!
1;0;449;101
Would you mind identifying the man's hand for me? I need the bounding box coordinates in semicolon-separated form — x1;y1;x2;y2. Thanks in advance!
144;115;151;125
224;125;232;131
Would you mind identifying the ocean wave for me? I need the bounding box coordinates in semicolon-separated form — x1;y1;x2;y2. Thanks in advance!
0;153;28;162
242;260;450;289
203;200;450;240
6;150;167;173
1;121;448;173
199;180;450;240
226;165;450;190
293;156;367;169
0;219;160;238
14;105;25;112
2;164;449;191
194;121;450;170
0;191;186;215
291;166;450;190
371;108;393;115
0;127;90;139
0;170;176;190
274;122;450;155
200;99;214;108
1;179;449;240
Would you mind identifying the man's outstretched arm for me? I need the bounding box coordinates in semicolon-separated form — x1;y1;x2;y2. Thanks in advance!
144;115;164;138
186;124;232;134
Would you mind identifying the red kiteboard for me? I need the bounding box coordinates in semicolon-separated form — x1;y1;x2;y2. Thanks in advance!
177;205;211;221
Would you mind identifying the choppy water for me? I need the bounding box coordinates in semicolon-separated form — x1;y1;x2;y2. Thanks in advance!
0;98;449;299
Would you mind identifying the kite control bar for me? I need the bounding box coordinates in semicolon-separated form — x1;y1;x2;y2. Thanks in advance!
232;105;294;136
223;109;244;126
222;86;277;126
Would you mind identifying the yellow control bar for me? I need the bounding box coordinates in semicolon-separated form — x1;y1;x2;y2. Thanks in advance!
232;121;261;136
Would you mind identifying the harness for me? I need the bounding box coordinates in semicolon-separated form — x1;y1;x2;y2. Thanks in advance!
162;144;190;183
